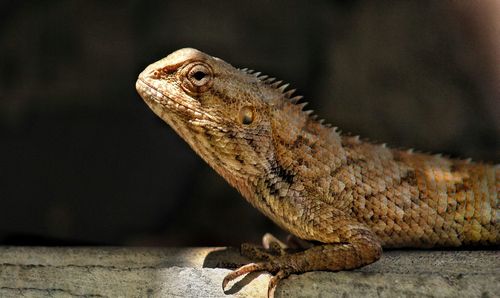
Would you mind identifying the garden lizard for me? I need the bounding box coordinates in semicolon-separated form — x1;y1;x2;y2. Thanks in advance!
135;48;499;297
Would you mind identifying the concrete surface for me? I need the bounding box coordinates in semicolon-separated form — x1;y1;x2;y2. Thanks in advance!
0;247;498;297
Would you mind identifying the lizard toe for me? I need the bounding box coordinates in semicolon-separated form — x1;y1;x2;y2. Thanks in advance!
222;262;273;291
267;269;291;298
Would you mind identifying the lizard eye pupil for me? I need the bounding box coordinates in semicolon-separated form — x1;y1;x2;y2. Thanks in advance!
193;71;206;81
239;106;254;125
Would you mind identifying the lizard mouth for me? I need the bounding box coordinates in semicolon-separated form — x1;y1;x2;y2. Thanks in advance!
136;78;210;121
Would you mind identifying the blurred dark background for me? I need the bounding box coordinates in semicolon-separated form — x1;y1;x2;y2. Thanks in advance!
0;0;498;246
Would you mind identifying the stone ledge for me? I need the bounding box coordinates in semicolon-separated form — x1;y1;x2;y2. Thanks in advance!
0;247;498;297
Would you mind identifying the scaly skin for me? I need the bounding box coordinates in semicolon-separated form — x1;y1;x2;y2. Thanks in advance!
136;48;499;297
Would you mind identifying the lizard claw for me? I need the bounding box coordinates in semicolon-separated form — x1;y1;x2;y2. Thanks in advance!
222;262;271;291
268;270;290;298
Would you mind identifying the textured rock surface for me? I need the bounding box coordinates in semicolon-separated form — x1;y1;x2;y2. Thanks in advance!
0;247;498;297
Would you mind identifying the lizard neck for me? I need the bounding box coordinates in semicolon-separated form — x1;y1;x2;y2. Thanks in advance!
232;104;352;235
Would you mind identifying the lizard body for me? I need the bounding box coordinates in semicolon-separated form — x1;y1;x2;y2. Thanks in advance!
136;48;499;297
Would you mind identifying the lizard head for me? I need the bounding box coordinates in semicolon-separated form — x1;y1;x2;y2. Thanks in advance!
136;48;308;191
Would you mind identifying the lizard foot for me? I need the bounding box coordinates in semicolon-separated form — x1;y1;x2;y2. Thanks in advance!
222;260;291;298
224;234;309;297
222;235;382;297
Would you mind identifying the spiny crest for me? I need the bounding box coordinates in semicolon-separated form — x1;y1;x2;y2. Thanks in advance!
240;65;428;152
239;74;474;163
238;67;337;131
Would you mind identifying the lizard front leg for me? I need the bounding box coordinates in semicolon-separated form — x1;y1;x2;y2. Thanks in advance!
222;217;382;297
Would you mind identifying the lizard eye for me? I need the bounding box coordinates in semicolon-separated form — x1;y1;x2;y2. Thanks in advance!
180;62;213;94
239;106;254;125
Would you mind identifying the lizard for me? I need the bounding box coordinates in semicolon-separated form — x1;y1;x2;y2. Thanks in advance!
135;48;499;297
